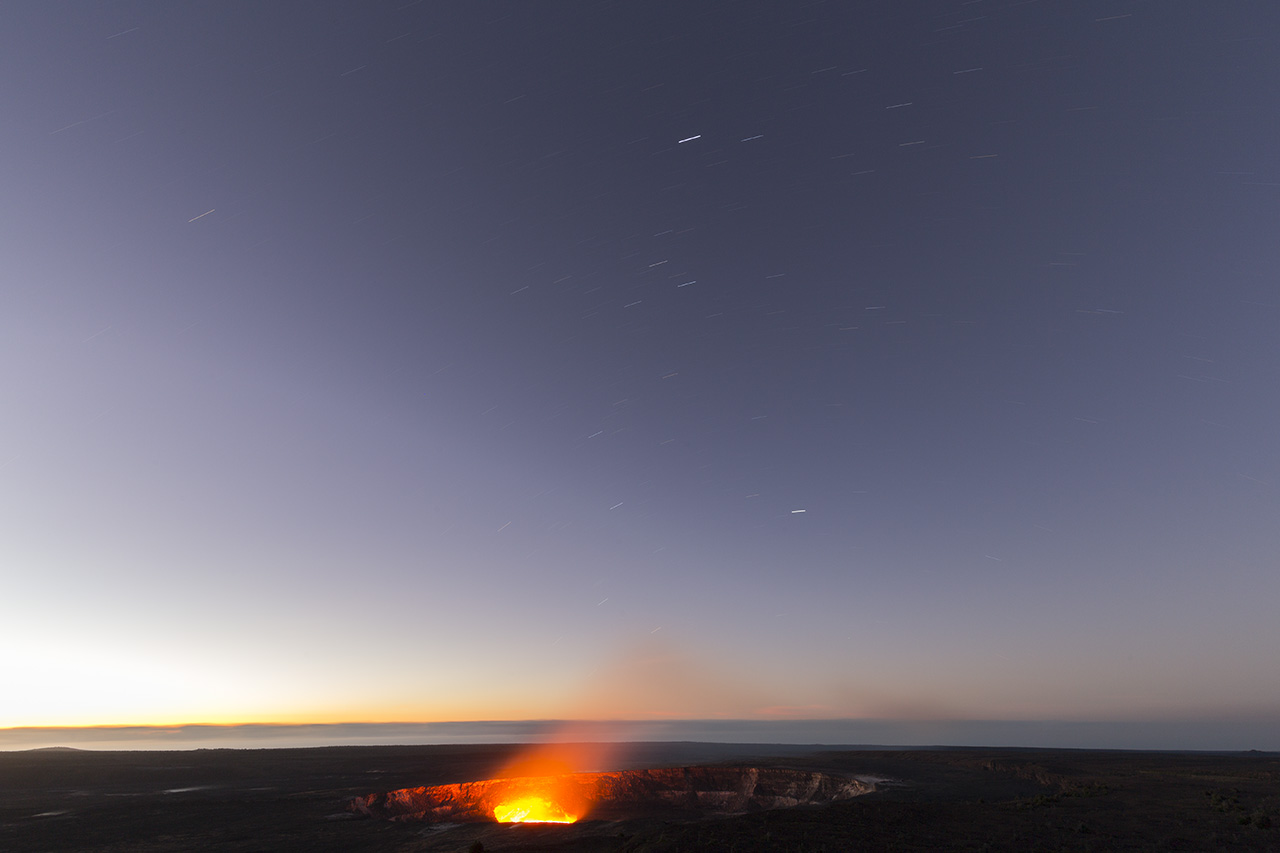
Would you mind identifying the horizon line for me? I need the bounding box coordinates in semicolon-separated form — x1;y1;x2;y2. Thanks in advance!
9;713;1280;732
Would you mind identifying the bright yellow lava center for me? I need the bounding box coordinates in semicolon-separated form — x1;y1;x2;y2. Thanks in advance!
493;796;578;824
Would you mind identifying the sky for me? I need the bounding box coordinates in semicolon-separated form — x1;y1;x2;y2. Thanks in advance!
2;2;1278;745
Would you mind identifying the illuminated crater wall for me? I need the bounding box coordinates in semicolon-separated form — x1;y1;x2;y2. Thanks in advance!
350;766;872;824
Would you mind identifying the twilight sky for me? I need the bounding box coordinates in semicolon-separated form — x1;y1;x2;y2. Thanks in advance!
3;2;1279;736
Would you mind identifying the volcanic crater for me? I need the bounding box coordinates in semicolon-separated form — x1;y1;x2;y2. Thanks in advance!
350;765;873;824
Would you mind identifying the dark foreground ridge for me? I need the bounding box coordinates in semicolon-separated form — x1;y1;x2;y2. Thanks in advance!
3;743;1278;851
352;766;871;823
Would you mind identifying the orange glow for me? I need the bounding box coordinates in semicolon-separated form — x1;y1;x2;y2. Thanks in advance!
493;795;578;823
495;729;627;779
487;730;615;824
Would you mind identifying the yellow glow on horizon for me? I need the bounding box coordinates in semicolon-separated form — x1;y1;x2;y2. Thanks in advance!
0;647;578;729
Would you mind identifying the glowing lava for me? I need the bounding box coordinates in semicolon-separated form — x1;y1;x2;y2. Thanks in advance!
493;795;578;824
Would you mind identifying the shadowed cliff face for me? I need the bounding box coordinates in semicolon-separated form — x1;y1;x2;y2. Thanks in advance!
350;766;872;823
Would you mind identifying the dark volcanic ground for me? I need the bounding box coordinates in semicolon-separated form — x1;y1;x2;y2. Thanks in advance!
2;743;1278;851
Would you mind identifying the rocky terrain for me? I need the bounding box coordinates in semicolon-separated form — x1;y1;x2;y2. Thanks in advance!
4;743;1279;851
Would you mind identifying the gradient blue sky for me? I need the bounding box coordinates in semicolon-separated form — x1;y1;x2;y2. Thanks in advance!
3;2;1278;742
